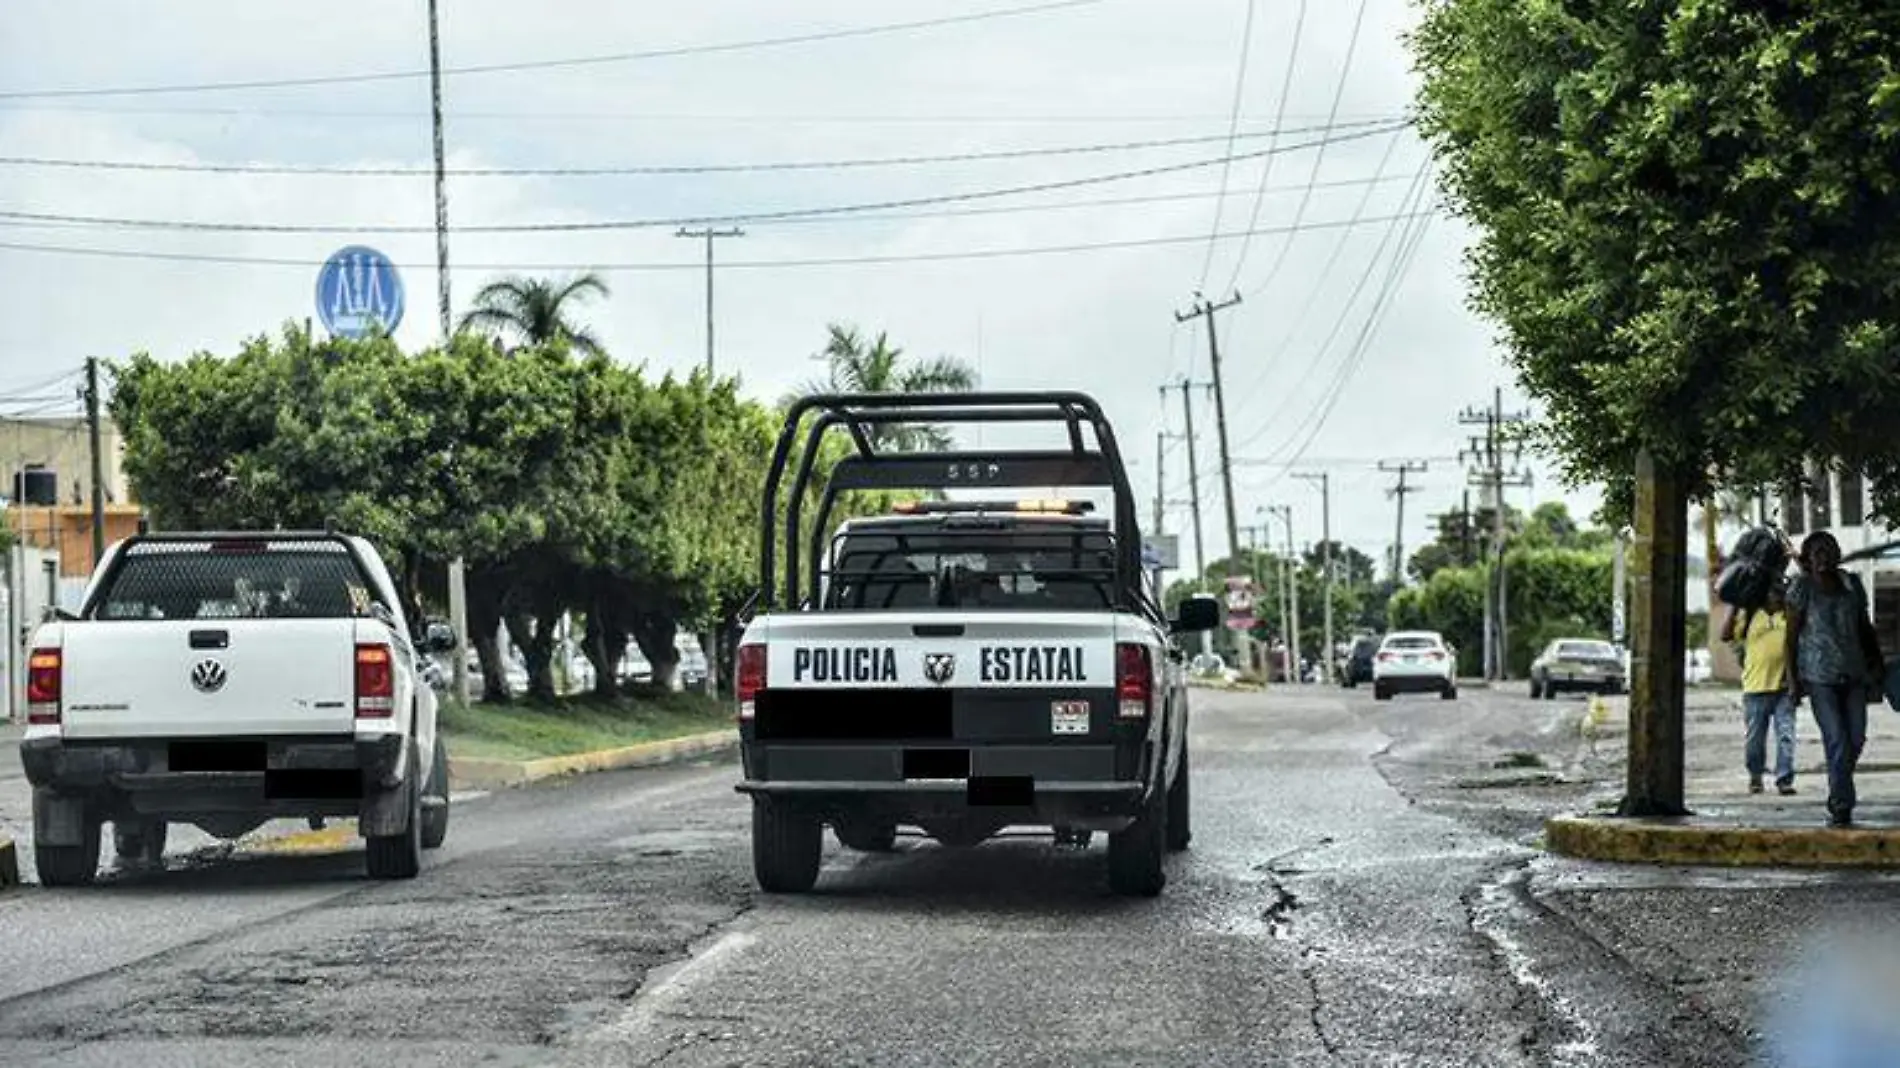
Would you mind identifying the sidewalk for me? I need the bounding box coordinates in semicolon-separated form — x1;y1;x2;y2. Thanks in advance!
1552;687;1900;866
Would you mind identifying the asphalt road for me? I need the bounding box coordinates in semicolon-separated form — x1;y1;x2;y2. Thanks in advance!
0;684;1867;1066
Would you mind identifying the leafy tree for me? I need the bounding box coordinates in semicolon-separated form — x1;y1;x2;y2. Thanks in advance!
457;272;610;357
1410;1;1900;510
797;324;977;451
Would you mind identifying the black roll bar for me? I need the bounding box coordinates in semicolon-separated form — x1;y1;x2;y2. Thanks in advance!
759;391;1144;612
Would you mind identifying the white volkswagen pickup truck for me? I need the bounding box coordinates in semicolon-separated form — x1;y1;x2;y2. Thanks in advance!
17;529;456;885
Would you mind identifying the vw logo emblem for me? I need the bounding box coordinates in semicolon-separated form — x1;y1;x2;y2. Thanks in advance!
190;658;228;694
923;652;956;686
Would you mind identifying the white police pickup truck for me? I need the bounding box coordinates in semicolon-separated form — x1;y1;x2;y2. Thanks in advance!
737;392;1220;897
17;530;456;885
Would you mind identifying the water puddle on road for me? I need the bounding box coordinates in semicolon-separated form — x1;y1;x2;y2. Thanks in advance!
1469;867;1600;1067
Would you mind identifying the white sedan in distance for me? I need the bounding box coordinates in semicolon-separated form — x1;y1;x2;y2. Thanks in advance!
1371;631;1459;702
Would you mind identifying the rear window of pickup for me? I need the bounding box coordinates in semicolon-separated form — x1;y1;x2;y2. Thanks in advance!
823;525;1119;612
89;541;377;621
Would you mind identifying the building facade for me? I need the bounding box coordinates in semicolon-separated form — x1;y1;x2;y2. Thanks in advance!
1777;463;1900;658
0;416;137;579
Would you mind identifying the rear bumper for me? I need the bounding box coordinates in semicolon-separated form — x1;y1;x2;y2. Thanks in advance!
20;733;409;806
1544;674;1624;692
1374;672;1453;692
737;739;1155;827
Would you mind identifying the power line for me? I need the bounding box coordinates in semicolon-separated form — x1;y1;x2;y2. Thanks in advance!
0;100;1405;126
0;118;1404;178
1239;0;1371;302
0;0;1109;101
1224;125;1411;414
1221;0;1308;297
0;209;1444;273
1196;0;1259;292
0;121;1412;235
1244;188;1438;473
1225;191;1436;505
0;170;1427;234
1229;163;1436;454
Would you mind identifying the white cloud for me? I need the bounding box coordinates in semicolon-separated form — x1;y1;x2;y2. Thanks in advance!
0;0;1605;574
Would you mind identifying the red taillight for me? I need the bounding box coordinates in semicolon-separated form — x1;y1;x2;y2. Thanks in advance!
26;647;61;725
1426;651;1445;661
1376;652;1396;662
355;643;395;718
736;644;767;720
1117;643;1152;719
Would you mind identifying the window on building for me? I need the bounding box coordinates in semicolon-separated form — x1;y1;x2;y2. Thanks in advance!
1808;464;1832;531
1783;483;1807;536
1840;471;1866;528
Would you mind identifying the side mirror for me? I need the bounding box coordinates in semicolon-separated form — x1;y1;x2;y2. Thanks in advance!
423;620;458;652
1171;594;1221;634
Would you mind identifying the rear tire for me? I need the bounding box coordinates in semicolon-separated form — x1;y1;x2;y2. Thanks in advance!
365;760;423;880
753;798;823;893
1529;678;1543;699
834;819;897;853
1441;684;1458;701
1166;745;1191;852
1373;683;1392;701
1108;778;1168;897
113;818;167;867
420;737;451;850
34;796;100;888
1544;683;1557;701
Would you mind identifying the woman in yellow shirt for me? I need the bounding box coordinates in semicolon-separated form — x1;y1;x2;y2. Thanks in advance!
1721;581;1796;795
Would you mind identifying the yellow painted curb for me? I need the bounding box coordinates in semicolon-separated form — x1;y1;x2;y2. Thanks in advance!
1546;815;1900;869
450;728;739;791
240;822;361;856
0;835;17;890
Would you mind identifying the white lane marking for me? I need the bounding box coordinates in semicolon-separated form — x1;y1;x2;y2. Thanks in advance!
583;927;758;1043
448;790;489;804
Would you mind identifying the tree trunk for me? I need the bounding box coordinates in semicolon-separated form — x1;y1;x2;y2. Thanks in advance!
503;608;560;703
631;614;680;692
1620;448;1691;817
468;568;511;703
581;589;627;700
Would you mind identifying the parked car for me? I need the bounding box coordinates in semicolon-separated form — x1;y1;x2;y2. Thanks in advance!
1341;634;1381;688
1371;630;1458;701
675;633;709;689
19;529;454;885
1529;638;1627;699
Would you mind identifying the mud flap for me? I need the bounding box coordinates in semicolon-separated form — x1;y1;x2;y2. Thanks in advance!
33;788;87;847
358;749;415;838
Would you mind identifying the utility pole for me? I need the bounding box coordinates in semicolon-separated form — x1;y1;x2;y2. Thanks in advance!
677;227;745;377
1379;461;1428;584
1160;382;1210;591
427;0;471;707
1174;293;1248;672
1295;472;1334;684
83;357;105;565
1268;505;1303;683
1160;382;1212;656
1250;516;1292;685
1459;388;1533;681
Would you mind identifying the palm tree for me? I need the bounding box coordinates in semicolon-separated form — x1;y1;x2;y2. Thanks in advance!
797;324;977;451
457;272;610;355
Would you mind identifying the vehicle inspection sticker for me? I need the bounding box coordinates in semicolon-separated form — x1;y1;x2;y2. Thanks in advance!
1051;700;1090;735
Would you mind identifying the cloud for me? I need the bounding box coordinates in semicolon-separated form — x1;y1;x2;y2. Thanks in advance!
0;0;1603;569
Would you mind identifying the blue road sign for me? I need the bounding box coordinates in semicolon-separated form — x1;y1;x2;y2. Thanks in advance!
316;246;405;340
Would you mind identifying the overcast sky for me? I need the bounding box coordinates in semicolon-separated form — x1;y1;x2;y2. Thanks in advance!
0;0;1603;574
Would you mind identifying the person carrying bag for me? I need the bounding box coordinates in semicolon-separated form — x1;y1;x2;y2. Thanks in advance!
1785;532;1886;827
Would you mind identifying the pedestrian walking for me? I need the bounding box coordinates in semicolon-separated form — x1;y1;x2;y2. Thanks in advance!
1721;580;1797;795
1785;532;1886;827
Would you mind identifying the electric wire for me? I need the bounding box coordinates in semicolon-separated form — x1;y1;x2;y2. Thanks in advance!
1195;0;1259;292
0;0;1111;100
0;122;1411;236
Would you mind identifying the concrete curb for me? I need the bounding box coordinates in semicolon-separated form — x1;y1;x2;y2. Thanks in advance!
448;728;740;791
1546;815;1900;869
0;835;16;890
